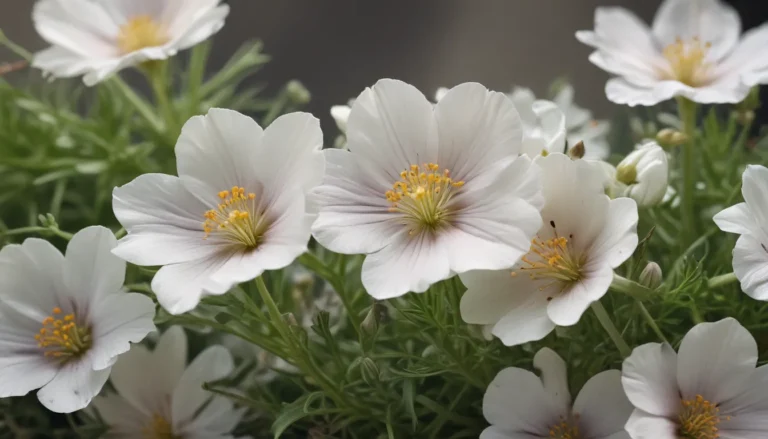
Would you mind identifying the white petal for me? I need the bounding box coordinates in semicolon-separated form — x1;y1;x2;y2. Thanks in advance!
492;290;556;347
434;82;523;183
459;269;532;325
483;367;563;435
480;427;540;439
346;79;438;179
151;256;232;315
0;305;58;397
573;370;634;438
176;108;264;194
741;165;768;229
621;342;679;417
92;393;148;436
310;149;401;255
605;78;685;107
32;0;119;58
733;235;768;301
32;46;100;78
360;230;451;299
532;348;571;409
179;398;244;436
0;238;64;319
64;226;125;306
718;365;768;433
677;318;757;403
330;105;351;133
171;345;234;428
169;5;230;52
624;409;679;439
108;345;158;417
587;197;639;268
99;0;165;23
37;359;111;413
88;292;156;371
714;203;758;236
151;326;188;394
546;264;613;327
112;173;224;266
161;0;225;39
721;23;768;86
652;0;740;61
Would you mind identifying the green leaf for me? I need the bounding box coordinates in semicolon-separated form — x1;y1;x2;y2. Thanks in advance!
271;392;334;439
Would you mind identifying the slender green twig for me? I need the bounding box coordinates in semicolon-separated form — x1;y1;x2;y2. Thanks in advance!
635;300;668;344
708;272;738;289
591;300;632;358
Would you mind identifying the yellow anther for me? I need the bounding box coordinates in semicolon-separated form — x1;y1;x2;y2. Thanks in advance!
52;307;61;314
37;307;91;361
116;15;168;54
662;37;712;86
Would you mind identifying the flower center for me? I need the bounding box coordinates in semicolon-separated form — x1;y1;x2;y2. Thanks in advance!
548;415;582;439
117;16;169;54
35;307;91;361
678;395;729;439
516;221;584;287
142;413;178;439
203;186;268;249
385;163;464;234
662;37;712;87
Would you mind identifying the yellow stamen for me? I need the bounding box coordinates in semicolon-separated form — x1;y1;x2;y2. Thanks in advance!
386;163;464;235
678;395;729;439
549;414;581;439
142;413;179;439
514;221;585;294
37;307;91;362
117;16;169;54
202;186;268;249
662;37;712;87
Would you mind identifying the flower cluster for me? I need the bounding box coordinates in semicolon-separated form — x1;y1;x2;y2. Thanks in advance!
0;0;767;437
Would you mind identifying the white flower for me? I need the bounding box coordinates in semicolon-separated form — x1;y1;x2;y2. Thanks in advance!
714;165;768;300
93;327;243;438
510;85;611;160
32;0;229;86
331;99;355;134
482;347;632;439
0;226;155;413
577;0;768;106
311;79;543;299
460;153;639;346
609;141;670;207
622;318;768;439
113;109;324;314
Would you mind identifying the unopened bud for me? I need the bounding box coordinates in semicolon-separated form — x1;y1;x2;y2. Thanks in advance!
568;141;585;159
656;128;688;148
735;110;755;126
639;262;663;289
360;357;380;386
284;312;299;327
360;302;387;337
286;80;311;105
615;163;638;185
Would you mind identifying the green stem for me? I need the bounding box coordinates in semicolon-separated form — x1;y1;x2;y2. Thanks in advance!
255;276;291;340
636;300;668;344
591;301;632;358
677;97;698;247
708;272;738;289
0;226;72;241
0;30;32;61
110;77;163;133
146;61;177;139
610;273;655;300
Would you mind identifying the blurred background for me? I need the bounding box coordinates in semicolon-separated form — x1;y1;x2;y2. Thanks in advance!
1;0;766;135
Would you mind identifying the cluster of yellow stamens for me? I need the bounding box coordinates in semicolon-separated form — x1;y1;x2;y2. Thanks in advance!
142;413;178;439
515;221;584;290
678;395;729;439
202;186;267;249
35;307;91;360
117;16;169;54
385;163;464;234
548;415;581;439
662;37;712;87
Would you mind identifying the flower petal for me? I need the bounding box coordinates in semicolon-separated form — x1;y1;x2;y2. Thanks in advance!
0;238;64;319
492;290;555;346
169;4;230;52
434;82;523;184
88;292;156;371
37;359;111;413
346;79;438;180
718;365;768;432
741;165;768;230
171;345;234;429
179;397;244;436
652;0;740;61
532;348;571;409
546;264;613;327
33;0;119;58
92;393;149;436
714;203;758;236
624;409;679;439
64;226;125;306
573;370;634;439
677;318;757;403
360;230;450;299
622;342;679;417
733;235;768;301
151;256;232;315
483;367;563;435
459;269;531;325
587;197;639;268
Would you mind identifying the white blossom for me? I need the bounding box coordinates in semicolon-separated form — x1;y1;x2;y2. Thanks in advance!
113;109;324;314
714;165;768;300
622;318;768;439
312;79;543;299
0;227;155;413
93;327;243;438
482;348;632;439
577;0;768;105
603;141;670;207
460;153;638;346
32;0;229;85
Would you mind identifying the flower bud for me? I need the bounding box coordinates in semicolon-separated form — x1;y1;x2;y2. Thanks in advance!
615;163;638;185
656;128;688;148
617;142;669;207
286;80;310;105
360;302;387;337
568;141;585;159
360;357;380;386
639;262;663;289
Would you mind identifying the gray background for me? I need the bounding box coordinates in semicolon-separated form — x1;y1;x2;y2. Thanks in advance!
0;0;723;133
